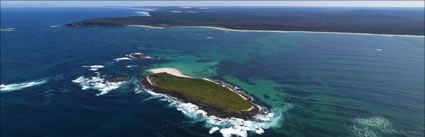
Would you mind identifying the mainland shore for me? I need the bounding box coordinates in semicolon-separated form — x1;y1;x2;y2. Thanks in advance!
128;25;425;38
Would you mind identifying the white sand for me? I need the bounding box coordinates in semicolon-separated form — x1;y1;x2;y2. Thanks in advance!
127;25;163;29
186;26;424;38
147;67;191;78
128;25;424;38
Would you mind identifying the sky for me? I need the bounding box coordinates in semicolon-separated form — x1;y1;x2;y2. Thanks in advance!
1;1;424;8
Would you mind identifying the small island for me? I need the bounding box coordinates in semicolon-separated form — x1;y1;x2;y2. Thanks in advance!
141;68;259;119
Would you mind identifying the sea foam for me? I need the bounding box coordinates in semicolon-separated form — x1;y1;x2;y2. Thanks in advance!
139;85;292;137
352;116;396;137
50;25;61;28
72;72;124;96
1;79;48;93
135;11;151;16
82;65;104;71
114;52;154;62
138;8;156;11
114;57;132;62
1;28;15;32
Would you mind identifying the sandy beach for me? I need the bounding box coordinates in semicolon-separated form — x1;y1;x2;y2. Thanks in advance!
129;25;424;38
147;67;191;78
128;25;164;29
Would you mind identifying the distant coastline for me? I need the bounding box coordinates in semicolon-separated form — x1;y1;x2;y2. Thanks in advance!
64;7;425;36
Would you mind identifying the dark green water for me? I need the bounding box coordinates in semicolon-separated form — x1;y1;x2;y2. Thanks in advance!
1;7;424;137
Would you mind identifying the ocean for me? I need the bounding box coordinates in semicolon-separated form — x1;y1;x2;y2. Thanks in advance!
1;7;424;137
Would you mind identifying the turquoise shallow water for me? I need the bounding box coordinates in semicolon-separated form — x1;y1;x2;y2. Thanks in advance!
1;7;424;137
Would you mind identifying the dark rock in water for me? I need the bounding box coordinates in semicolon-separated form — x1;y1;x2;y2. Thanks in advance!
275;87;312;97
140;76;260;120
107;77;129;82
263;94;270;99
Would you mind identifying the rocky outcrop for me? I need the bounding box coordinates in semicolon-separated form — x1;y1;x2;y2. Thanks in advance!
107;77;129;82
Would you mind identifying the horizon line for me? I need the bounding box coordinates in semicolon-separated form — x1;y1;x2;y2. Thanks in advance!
2;1;424;8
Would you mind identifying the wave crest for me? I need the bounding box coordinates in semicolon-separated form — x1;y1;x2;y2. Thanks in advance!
1;28;15;31
72;72;125;96
82;65;104;71
135;11;151;16
114;52;154;62
1;79;48;93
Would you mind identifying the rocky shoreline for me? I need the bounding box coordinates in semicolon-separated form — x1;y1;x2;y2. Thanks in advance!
107;77;129;83
140;76;260;120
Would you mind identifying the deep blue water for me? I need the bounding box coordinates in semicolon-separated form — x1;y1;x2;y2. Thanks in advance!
1;7;424;137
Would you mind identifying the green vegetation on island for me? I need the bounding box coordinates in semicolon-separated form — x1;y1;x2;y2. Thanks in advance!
141;72;259;119
148;73;252;111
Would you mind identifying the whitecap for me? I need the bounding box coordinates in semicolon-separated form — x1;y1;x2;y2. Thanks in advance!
171;11;183;13
138;86;293;137
187;11;199;13
1;28;15;32
139;8;156;11
126;65;138;68
376;48;383;51
1;79;48;93
135;11;151;16
114;57;132;62
128;52;143;58
206;36;214;39
50;25;61;28
82;65;104;71
72;73;124;96
209;127;220;134
114;52;154;62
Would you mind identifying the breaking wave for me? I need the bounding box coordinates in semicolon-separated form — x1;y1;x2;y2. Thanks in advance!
82;65;104;71
72;72;125;96
114;52;154;62
138;85;293;137
1;28;15;32
50;25;61;28
138;8;156;11
114;57;132;62
126;65;138;68
1;79;48;93
352;116;396;137
135;11;151;16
